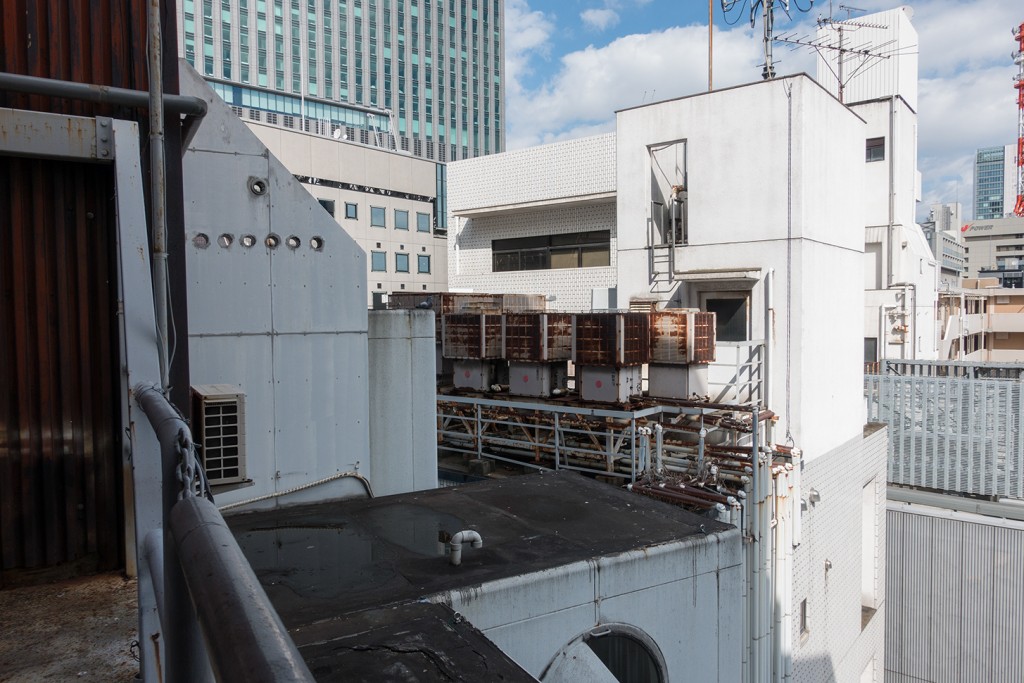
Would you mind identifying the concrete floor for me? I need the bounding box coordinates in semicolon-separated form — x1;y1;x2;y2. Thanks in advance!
0;573;139;682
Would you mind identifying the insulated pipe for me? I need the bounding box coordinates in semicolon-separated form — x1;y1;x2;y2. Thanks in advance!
170;497;316;683
0;71;207;116
654;423;664;474
449;530;483;566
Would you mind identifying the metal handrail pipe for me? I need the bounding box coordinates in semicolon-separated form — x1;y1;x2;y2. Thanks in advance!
170;496;315;683
141;530;165;626
134;383;211;682
0;71;208;117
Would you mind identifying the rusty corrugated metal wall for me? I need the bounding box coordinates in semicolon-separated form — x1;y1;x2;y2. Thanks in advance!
1;0;187;583
0;158;121;580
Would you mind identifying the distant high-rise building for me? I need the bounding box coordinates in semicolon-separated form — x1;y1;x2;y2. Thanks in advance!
178;0;505;163
928;202;962;232
973;144;1016;219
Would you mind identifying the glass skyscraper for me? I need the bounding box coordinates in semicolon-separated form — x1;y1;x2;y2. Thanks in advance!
179;0;504;162
973;145;1015;220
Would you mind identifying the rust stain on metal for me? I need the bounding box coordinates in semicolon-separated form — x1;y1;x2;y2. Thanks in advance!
0;0;156;579
574;313;650;366
650;310;690;364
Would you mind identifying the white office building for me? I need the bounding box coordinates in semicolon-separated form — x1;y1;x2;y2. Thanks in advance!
247;119;450;304
447;73;886;681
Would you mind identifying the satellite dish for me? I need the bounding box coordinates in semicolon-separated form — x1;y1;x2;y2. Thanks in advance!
332;128;342;139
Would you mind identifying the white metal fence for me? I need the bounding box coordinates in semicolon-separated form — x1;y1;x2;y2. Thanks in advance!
865;373;1024;499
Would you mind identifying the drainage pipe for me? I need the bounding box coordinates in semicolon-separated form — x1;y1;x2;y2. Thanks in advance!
148;0;169;391
449;530;483;566
170;496;315;683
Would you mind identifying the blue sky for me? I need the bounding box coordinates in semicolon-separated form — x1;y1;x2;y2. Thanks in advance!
503;0;1022;219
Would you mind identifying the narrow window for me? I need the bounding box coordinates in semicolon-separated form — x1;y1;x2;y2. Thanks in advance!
866;137;884;163
417;254;431;273
345;202;358;219
800;598;809;637
395;209;409;230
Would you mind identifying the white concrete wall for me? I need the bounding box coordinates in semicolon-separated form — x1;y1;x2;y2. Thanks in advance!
854;98;938;362
615;75;866;460
855;98;918;231
181;64;373;507
248;122;449;303
439;530;743;681
368;310;438;496
792;426;888;683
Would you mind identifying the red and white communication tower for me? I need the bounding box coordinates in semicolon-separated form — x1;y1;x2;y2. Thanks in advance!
1014;21;1024;217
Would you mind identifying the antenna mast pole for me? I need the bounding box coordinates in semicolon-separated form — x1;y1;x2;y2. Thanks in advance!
1014;21;1024;217
762;0;775;80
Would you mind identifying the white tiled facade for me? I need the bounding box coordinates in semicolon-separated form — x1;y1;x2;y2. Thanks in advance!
793;426;888;683
448;133;616;209
448;134;617;311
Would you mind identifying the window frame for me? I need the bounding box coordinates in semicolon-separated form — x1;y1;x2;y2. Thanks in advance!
416;211;432;232
865;137;885;163
417;253;431;273
395;208;410;230
344;201;358;219
370;205;387;228
395;252;410;272
492;231;611;273
370;250;387;272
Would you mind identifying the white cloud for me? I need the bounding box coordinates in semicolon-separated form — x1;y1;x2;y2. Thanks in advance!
504;0;1022;219
506;24;761;149
581;8;619;32
504;0;556;100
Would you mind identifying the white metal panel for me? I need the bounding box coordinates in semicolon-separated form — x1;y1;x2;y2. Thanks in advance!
187;335;275;506
268;154;368;335
886;504;1024;682
184;151;274;335
271;333;369;490
368;310;438;496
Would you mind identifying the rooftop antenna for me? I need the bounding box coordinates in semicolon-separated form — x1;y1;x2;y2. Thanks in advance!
774;4;898;103
721;0;812;81
1013;20;1024;217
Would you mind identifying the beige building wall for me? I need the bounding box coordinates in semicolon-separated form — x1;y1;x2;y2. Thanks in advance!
247;122;449;305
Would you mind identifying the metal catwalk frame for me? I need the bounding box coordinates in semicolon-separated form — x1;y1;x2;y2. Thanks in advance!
436;392;798;683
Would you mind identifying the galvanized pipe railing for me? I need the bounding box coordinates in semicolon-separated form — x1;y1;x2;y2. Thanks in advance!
0;71;207;116
133;383;313;683
171;497;315;682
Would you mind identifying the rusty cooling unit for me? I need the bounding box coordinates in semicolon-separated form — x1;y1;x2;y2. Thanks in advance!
648;310;716;400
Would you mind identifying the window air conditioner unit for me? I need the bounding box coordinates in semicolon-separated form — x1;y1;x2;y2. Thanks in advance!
191;384;247;487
